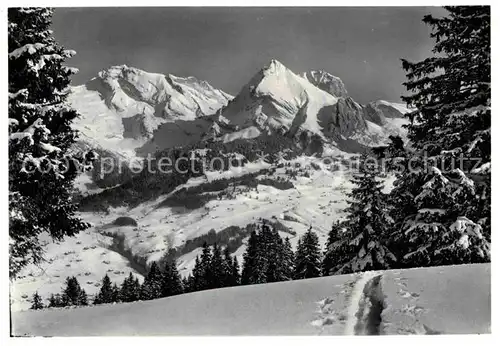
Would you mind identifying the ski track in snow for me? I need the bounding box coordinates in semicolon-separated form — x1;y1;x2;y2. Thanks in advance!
311;270;384;335
344;271;382;335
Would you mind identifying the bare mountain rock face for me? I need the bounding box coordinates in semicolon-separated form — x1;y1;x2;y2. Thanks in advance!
301;69;349;98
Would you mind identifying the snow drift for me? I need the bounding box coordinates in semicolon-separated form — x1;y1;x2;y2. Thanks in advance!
12;263;490;336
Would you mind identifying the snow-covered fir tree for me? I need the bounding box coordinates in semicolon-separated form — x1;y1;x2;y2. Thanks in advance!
78;289;88;306
48;293;63;308
189;256;203;292
293;227;321;279
322;221;350;276
119;273;141;303
261;224;285;283
140;262;163;300
281;237;295;281
392;6;491;266
61;276;86;307
94;274;114;305
339;156;396;273
198;242;213;290
241;230;266;285
8;8;95;278
161;261;183;297
112;283;120;302
222;247;239;287
209;244;225;289
30;291;44;310
241;223;292;285
182;275;193;294
231;257;241;286
397;167;490;267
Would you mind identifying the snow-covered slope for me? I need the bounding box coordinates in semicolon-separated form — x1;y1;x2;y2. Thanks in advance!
355;100;412;146
9;153;397;312
12;263;490;336
9;226;145;312
69;65;232;161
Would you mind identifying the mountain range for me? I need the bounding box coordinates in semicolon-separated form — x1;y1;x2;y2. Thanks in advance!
69;60;410;188
12;59;411;311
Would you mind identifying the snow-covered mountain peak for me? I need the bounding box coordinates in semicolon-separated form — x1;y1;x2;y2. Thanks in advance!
372;100;412;114
221;59;339;139
97;64;129;78
261;58;289;75
301;70;349;98
68;65;232;164
91;65;232;114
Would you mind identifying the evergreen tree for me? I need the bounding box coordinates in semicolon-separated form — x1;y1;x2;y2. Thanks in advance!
231;257;241;286
61;276;84;306
30;291;44;310
209;244;225;289
94;274;114;305
118;273;131;303
339;157;396;273
222;247;235;287
322;221;350;276
182;275;192;293
111;283;120;303
241;228;267;285
191;256;203;292
242;223;292;285
280;237;295;281
132;277;141;301
162;261;183;297
396;168;490;267
391;6;491;266
294;227;322;279
261;225;283;283
78;288;88;306
401;6;490;158
8;8;95;278
48;293;63;308
120;272;140;302
199;242;213;290
140;262;163;300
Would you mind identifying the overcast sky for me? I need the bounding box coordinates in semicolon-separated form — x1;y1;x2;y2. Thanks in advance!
53;7;445;104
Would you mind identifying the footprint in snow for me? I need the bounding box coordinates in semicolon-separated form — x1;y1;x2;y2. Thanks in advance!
398;289;420;299
399;304;426;316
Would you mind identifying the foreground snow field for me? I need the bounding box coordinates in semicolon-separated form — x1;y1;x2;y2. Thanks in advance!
12;263;490;336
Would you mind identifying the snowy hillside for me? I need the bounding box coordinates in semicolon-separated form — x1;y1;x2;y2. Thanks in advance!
12;263;490;336
11;154;365;310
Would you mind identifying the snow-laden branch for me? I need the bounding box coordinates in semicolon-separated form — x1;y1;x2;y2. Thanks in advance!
471;162;491;174
9;43;45;59
39;142;61;153
9;118;45;145
8;89;28;100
